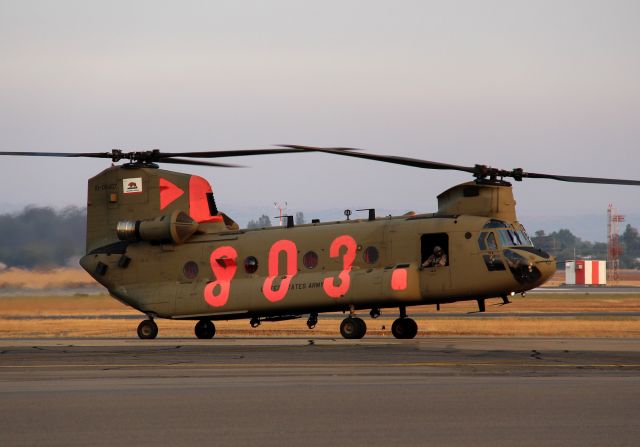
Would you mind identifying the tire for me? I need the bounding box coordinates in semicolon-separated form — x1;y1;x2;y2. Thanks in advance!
137;319;158;339
391;318;418;339
194;319;216;339
403;318;418;339
353;317;367;339
340;317;367;339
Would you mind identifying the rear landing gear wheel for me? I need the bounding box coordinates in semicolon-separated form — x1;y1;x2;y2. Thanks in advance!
340;317;367;339
194;319;216;339
137;319;158;339
391;318;418;339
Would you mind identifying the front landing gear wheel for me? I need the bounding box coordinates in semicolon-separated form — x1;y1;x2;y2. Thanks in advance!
137;319;158;339
194;319;216;339
340;317;367;339
391;318;418;339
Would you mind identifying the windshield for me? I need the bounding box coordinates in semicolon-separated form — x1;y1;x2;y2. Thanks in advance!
497;229;533;247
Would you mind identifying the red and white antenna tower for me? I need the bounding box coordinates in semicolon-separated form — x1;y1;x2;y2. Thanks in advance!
607;204;625;283
274;201;288;226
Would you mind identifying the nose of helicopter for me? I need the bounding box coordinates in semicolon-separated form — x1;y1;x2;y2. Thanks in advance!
503;247;556;289
535;253;557;285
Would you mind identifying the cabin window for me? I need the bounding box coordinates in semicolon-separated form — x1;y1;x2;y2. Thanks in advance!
420;233;449;267
303;251;319;269
363;246;379;264
182;261;199;280
244;256;259;274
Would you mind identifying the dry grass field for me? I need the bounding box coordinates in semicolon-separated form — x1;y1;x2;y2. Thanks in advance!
1;292;640;338
0;267;95;289
1;268;640;338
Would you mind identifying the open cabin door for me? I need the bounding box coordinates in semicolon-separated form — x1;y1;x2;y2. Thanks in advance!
419;233;452;298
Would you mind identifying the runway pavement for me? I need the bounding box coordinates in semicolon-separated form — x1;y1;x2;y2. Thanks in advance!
1;337;639;446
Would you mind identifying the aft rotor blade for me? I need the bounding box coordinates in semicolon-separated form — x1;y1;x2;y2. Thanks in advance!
523;171;640;186
279;145;476;174
159;147;357;159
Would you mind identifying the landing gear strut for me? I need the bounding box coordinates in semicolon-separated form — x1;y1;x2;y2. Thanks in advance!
391;306;418;339
307;313;318;329
194;319;216;339
137;319;158;339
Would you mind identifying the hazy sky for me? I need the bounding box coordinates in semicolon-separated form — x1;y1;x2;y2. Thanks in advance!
1;0;639;234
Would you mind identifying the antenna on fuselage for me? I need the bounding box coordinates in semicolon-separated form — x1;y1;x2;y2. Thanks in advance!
274;201;288;226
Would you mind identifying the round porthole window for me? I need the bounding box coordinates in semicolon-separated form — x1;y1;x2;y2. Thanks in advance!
183;261;199;280
244;256;259;274
303;251;319;269
363;246;379;264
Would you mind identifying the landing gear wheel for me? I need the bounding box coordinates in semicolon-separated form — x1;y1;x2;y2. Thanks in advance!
194;319;216;339
340;317;367;339
391;318;418;339
137;319;158;339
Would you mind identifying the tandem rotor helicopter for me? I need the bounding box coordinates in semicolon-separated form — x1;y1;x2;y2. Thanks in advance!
2;146;639;339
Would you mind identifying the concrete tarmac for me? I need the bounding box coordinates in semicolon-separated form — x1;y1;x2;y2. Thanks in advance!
1;337;639;446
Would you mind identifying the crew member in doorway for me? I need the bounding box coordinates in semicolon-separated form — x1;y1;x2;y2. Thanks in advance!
422;246;447;268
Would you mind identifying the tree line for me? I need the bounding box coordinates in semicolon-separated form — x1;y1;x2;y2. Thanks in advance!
0;206;86;269
531;225;640;268
1;206;639;269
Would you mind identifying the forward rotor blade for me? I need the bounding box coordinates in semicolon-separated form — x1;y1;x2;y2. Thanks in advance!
0;151;112;158
279;145;476;174
159;158;244;168
523;171;640;186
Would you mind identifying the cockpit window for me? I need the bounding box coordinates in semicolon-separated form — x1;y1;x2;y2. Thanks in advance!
497;229;534;247
518;229;533;246
483;219;510;229
478;231;499;251
477;232;487;251
486;232;498;250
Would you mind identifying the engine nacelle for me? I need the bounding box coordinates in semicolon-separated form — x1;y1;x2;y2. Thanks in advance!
116;210;199;244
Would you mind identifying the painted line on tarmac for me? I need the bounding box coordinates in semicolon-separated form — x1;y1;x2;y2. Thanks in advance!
1;361;639;369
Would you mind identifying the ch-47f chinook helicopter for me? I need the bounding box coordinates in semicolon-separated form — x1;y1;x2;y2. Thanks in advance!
2;146;639;340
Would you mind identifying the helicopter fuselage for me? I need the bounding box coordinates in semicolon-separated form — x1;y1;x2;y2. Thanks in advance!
80;212;556;321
